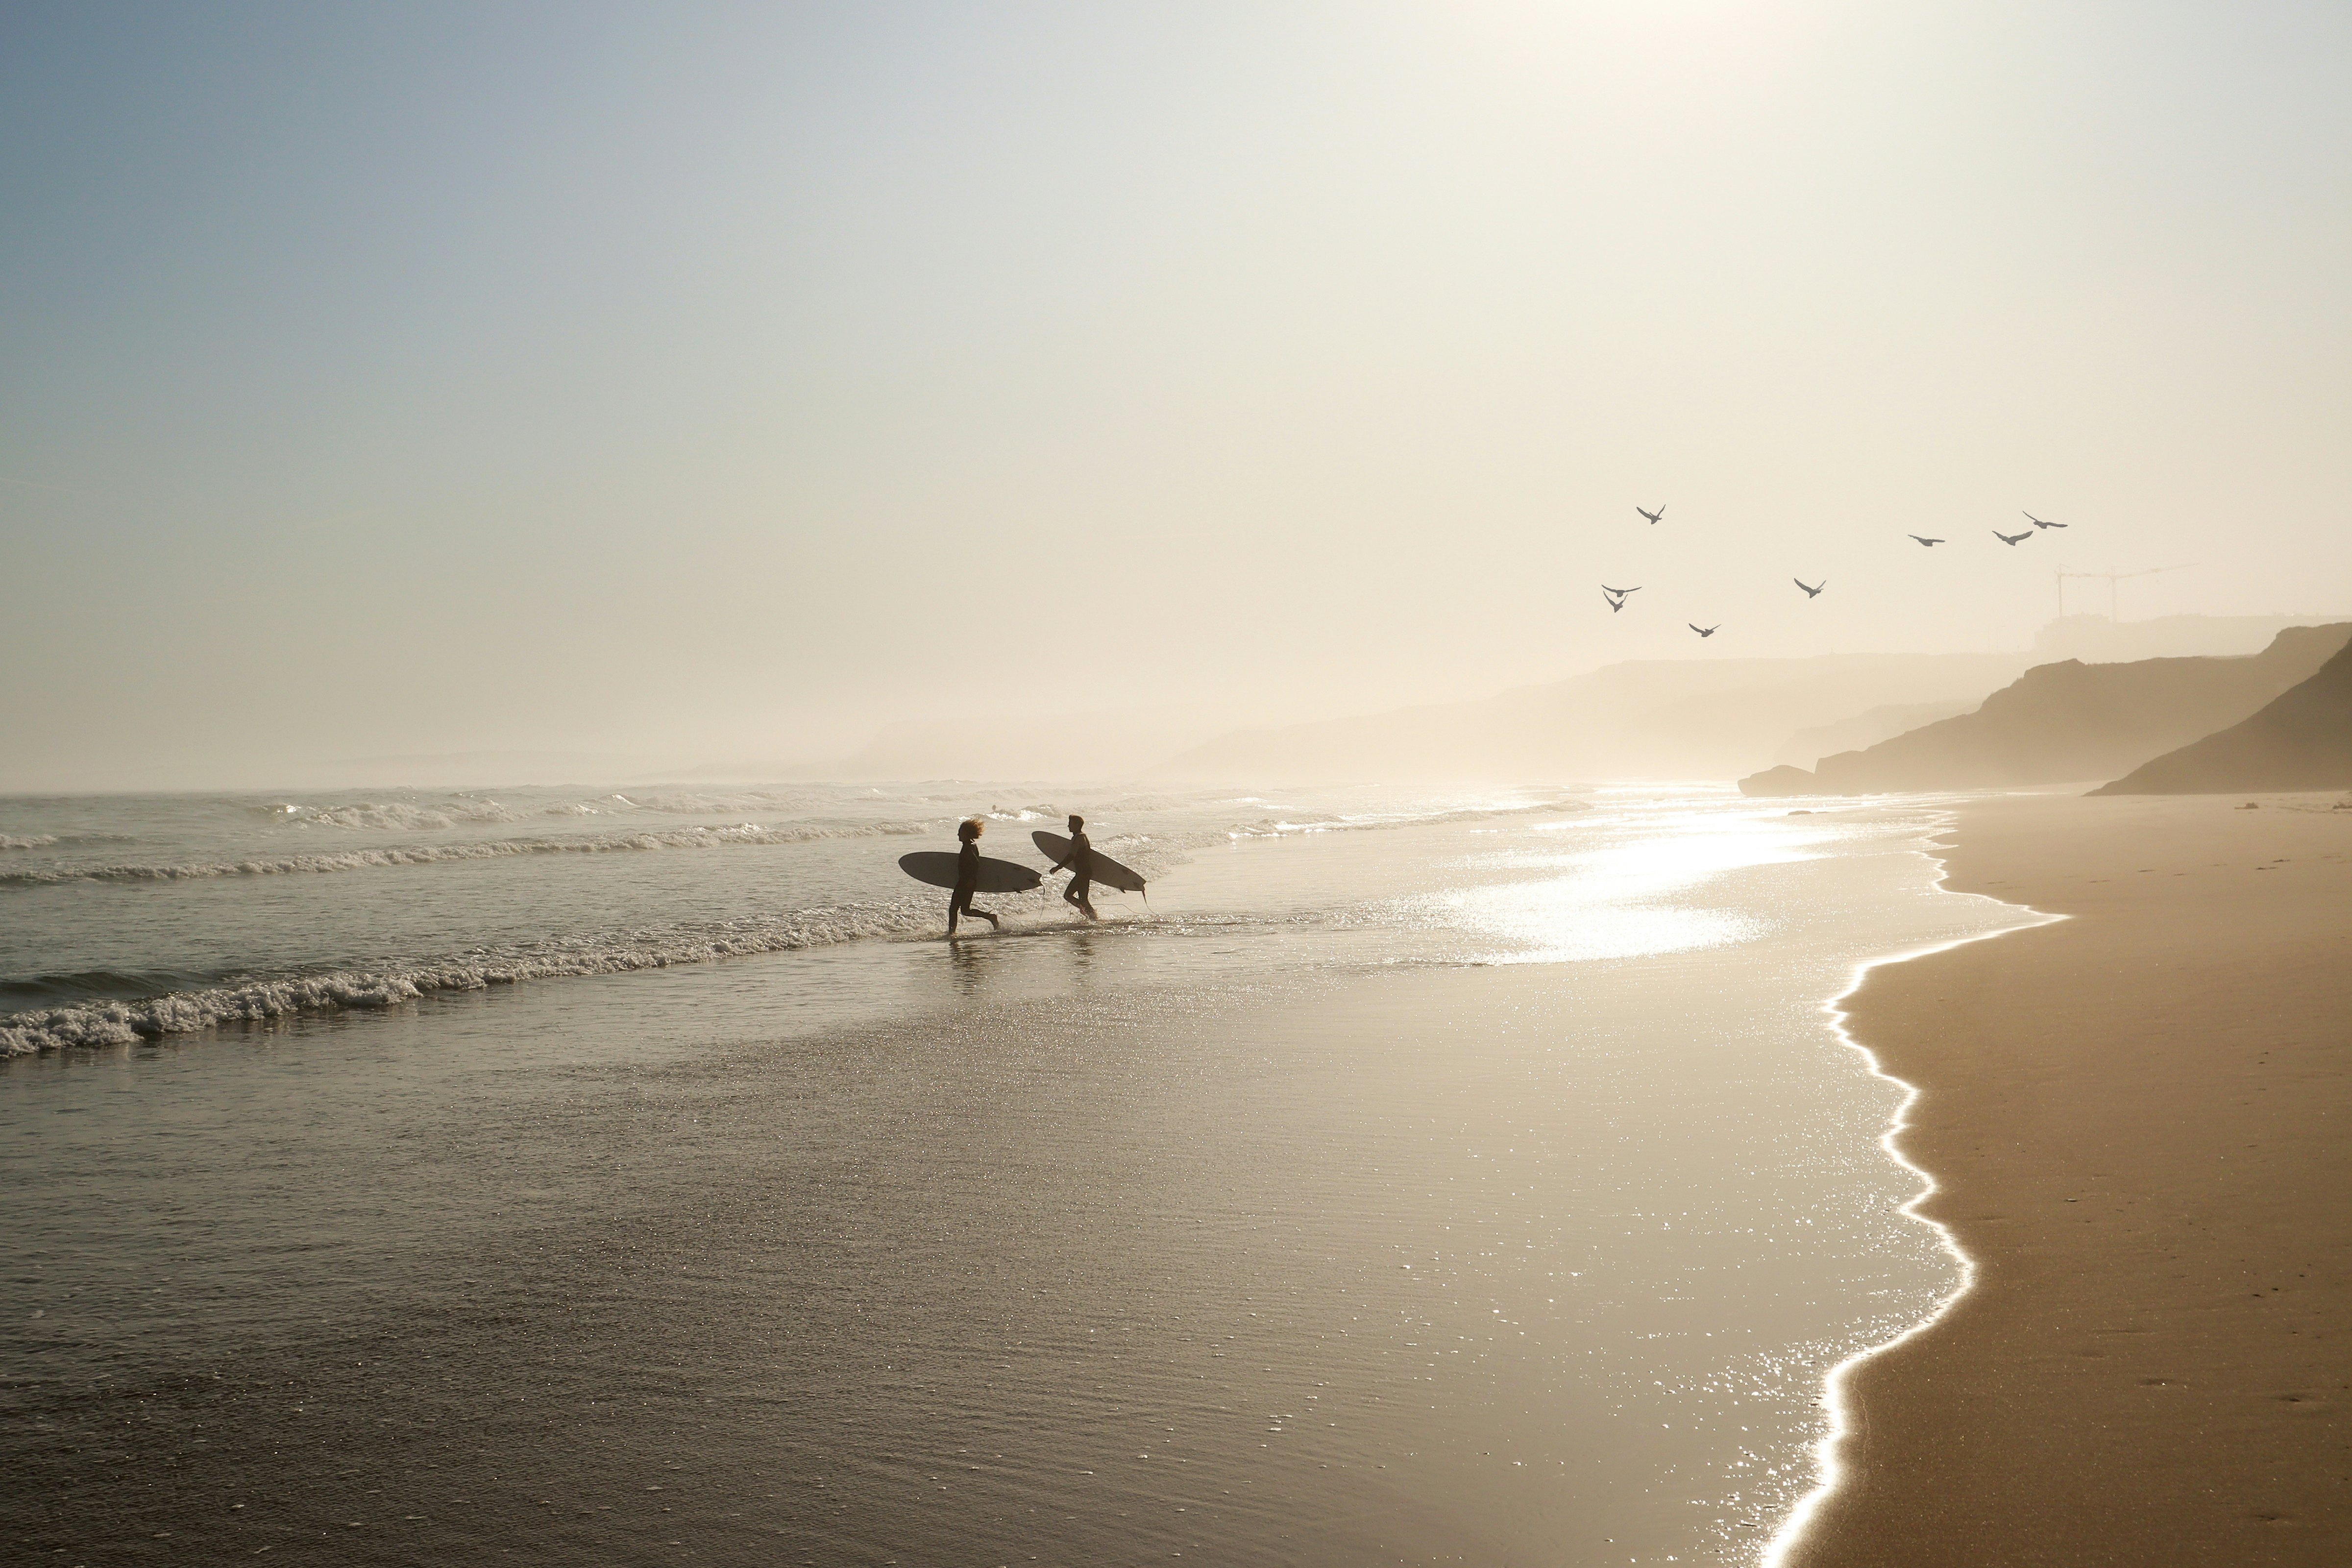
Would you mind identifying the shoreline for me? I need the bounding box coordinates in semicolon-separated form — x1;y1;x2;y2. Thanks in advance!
0;799;2006;1566
1780;791;2352;1567
1766;829;2065;1566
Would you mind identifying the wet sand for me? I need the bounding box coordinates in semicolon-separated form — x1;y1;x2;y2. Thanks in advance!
1790;792;2352;1567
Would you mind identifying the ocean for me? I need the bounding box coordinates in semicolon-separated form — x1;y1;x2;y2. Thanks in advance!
0;782;2031;1564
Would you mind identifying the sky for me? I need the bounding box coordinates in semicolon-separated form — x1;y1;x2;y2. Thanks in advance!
3;1;2349;788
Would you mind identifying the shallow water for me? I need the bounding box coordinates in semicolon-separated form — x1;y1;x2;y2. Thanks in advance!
0;784;2028;1564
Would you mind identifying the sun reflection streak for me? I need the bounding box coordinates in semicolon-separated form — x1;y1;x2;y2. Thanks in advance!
1448;806;1852;964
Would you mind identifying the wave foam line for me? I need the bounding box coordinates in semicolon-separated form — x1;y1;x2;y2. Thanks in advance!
0;836;1192;1057
0;820;949;887
1759;816;2064;1568
1;834;61;851
0;904;947;1056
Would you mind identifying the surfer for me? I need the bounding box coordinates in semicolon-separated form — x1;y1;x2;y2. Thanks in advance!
946;818;1001;938
1046;813;1099;921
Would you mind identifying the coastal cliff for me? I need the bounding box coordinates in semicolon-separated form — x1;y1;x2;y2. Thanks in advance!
2091;636;2352;795
1741;624;2351;796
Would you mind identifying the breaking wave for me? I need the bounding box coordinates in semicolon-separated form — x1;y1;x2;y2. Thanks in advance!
0;906;948;1056
0;791;1581;1056
1;834;61;851
0;832;1194;1057
298;800;525;831
0;819;950;887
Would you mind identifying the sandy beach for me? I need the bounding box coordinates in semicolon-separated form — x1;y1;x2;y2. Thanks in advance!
1791;792;2352;1567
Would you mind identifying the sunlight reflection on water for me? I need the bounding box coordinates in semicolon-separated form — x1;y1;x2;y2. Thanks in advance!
1445;807;1837;962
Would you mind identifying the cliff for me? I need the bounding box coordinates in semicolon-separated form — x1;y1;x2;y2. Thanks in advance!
1740;623;2352;796
2089;637;2352;795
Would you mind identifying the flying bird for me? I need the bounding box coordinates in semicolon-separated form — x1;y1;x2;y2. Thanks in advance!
1636;505;1665;524
2024;512;2066;529
1909;535;1944;546
1794;578;1824;598
1602;585;1641;597
1993;528;2032;545
1605;592;1627;613
1690;623;1718;637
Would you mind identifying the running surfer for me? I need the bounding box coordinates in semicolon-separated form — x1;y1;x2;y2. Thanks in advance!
946;817;1001;938
1046;813;1099;921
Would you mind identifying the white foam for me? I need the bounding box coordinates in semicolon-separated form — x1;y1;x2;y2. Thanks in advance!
299;800;524;831
0;899;949;1055
0;832;1195;1056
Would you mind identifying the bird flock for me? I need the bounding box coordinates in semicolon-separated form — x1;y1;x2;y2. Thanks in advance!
1606;509;2069;637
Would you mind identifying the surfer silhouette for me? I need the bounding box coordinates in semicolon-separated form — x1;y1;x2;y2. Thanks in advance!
946;818;1000;937
1047;813;1099;921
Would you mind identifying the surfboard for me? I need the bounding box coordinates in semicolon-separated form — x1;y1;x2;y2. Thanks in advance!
1030;831;1147;893
898;852;1041;894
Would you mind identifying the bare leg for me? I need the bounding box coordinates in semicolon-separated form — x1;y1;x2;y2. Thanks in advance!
1065;876;1098;921
947;889;961;937
967;900;999;931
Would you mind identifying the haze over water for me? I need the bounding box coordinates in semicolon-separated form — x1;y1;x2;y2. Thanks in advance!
2;786;2031;1564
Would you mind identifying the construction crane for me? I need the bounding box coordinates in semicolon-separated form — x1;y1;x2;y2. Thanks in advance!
2055;564;2191;621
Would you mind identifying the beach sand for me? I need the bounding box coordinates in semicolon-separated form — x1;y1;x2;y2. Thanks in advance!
1790;792;2352;1567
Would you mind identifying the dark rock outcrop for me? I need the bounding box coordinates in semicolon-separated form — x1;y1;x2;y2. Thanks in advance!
1740;623;2352;796
2090;636;2352;795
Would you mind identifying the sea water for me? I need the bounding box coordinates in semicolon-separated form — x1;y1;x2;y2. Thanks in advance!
0;783;2029;1564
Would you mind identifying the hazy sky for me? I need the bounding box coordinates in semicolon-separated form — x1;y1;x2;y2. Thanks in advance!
4;1;2349;787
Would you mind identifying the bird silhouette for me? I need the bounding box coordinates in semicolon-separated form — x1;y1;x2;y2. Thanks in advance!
1602;585;1641;597
1690;623;1718;637
1794;578;1824;598
1910;535;1945;546
1636;505;1665;524
2024;512;2066;529
1605;592;1627;613
1993;528;2032;546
